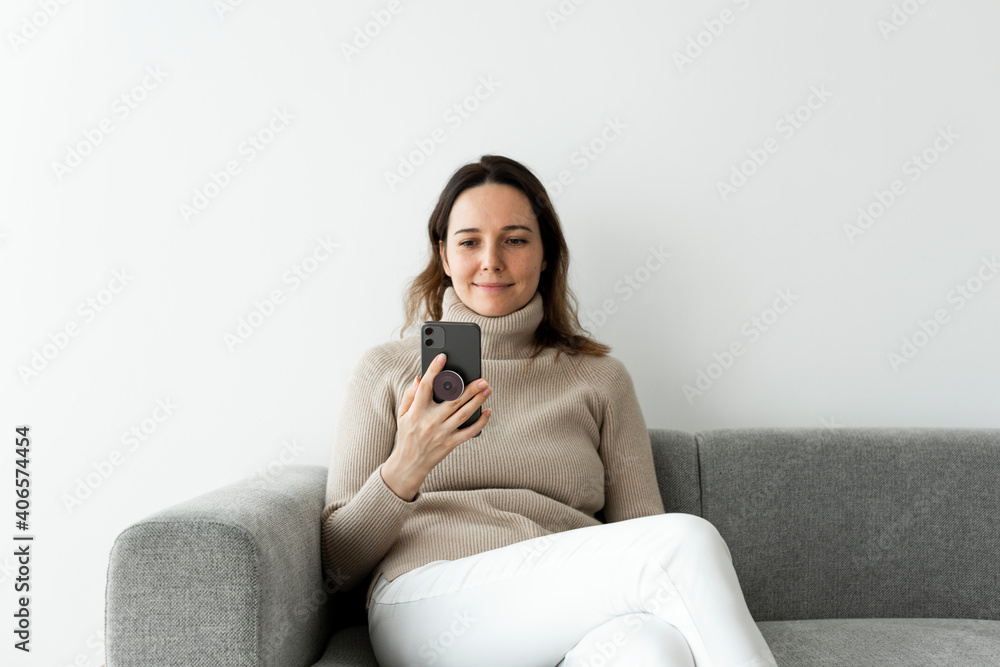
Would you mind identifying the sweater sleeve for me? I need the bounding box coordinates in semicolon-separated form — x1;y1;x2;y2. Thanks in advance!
320;345;420;593
596;357;666;523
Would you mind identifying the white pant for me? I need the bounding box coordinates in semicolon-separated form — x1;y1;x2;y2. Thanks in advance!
368;513;778;667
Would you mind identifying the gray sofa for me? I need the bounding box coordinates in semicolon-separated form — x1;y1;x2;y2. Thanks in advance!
105;427;1000;666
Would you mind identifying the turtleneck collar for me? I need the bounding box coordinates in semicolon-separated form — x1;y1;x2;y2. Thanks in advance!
440;286;544;360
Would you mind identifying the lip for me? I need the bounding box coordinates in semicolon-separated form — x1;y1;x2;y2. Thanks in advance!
475;283;511;292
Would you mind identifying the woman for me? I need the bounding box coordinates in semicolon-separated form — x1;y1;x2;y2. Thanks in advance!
321;155;778;667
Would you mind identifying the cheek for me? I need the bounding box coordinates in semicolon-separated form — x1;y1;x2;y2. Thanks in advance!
450;254;478;273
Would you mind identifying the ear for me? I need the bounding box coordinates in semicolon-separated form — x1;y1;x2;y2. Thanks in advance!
439;239;450;276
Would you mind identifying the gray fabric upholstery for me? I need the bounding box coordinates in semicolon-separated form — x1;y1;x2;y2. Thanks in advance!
314;626;381;667
649;428;701;516
757;618;1000;666
104;427;1000;666
312;618;1000;667
697;427;1000;622
105;465;336;666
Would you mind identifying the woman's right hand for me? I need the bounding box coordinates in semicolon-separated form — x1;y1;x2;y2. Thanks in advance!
380;352;492;501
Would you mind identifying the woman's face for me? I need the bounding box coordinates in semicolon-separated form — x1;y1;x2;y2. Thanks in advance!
439;183;547;317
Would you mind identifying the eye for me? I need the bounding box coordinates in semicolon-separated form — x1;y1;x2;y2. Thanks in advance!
457;238;527;248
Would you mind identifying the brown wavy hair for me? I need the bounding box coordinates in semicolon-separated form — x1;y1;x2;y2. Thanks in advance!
399;154;610;366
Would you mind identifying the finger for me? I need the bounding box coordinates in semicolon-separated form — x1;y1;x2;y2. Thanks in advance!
449;376;489;408
448;407;491;447
446;384;490;431
398;376;419;418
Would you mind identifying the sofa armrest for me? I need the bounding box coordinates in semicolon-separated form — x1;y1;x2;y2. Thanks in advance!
105;465;335;667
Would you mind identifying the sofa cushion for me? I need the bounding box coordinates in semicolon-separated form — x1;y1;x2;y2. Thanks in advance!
314;618;1000;666
314;625;379;667
696;427;1000;621
758;618;1000;666
648;428;701;515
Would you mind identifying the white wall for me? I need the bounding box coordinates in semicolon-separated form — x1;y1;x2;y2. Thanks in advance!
2;0;998;661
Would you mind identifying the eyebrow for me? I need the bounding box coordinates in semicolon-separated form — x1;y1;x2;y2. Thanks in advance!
452;225;535;235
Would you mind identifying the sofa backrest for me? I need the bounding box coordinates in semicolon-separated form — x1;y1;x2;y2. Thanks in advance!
648;427;1000;622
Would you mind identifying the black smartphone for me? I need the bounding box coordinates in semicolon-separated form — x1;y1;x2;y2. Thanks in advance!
421;321;483;437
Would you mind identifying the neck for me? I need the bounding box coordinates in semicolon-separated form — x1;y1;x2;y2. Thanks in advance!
440;286;544;360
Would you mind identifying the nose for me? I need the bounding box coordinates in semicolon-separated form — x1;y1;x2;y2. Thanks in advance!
482;241;503;272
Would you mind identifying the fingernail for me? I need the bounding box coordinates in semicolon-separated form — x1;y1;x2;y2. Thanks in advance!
436;353;446;364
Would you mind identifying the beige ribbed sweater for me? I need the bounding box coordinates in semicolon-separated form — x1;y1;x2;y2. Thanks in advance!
321;286;665;610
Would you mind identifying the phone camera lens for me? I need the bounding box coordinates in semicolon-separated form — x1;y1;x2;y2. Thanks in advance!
424;327;433;335
424;339;432;347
